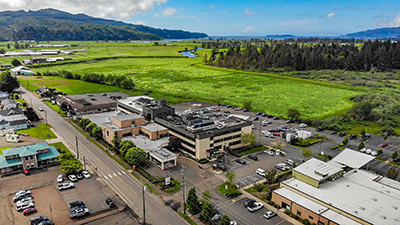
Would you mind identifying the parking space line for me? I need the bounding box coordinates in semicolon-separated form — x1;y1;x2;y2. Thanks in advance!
104;176;108;180
118;172;122;176
113;173;117;177
122;171;126;174
108;174;112;178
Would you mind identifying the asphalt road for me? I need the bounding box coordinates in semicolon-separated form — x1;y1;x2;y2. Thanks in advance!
19;87;187;225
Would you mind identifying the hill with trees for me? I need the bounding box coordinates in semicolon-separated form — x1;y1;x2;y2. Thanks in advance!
0;8;208;41
344;27;400;39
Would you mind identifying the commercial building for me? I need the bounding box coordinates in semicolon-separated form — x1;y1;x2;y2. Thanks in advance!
0;142;60;176
57;92;130;115
271;149;398;225
148;148;177;170
117;96;175;121
102;113;168;143
155;116;252;159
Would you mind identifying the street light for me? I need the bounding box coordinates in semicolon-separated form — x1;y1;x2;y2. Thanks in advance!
143;186;147;225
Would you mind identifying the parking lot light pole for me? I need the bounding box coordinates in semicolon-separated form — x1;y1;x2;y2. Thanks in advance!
76;136;79;159
181;165;186;214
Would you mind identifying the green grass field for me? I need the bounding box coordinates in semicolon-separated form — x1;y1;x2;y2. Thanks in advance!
21;52;358;118
17;124;57;139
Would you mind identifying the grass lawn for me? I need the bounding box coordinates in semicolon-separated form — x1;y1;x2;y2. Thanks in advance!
218;182;242;198
45;100;67;115
19;53;358;119
17;124;57;139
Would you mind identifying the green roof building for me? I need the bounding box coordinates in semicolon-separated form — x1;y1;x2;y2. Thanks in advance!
0;142;60;176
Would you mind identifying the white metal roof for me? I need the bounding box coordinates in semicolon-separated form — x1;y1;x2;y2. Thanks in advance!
320;209;362;225
283;169;400;225
274;187;328;214
329;148;375;169
294;158;342;181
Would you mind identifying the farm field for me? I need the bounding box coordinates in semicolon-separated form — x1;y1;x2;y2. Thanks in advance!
19;49;359;118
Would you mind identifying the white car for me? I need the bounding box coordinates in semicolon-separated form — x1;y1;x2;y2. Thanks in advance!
299;123;308;128
366;149;372;154
371;151;378;156
16;199;34;208
360;148;366;153
81;170;91;179
264;210;277;219
16;197;34;206
264;150;275;156
262;120;272;126
38;107;44;111
68;174;78;182
58;182;75;191
69;207;90;218
247;202;264;212
17;201;35;212
57;175;64;183
256;168;266;177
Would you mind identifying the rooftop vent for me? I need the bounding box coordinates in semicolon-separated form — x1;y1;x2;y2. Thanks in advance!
392;206;398;210
380;215;386;220
372;198;377;202
359;206;365;211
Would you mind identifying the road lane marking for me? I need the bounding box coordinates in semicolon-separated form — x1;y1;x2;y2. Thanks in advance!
122;171;126;174
114;173;117;177
118;172;122;175
104;176;108;180
109;174;112;178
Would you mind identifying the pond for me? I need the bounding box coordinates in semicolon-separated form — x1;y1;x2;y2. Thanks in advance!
179;48;202;58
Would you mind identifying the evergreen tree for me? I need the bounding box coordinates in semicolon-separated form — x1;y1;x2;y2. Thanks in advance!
0;71;20;93
219;214;231;225
187;187;201;214
358;141;365;150
200;201;214;222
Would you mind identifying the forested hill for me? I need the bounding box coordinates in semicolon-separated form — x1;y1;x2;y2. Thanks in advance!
344;27;400;39
0;8;208;41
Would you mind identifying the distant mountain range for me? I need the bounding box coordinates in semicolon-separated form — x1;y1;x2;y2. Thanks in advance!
344;27;400;39
0;8;208;41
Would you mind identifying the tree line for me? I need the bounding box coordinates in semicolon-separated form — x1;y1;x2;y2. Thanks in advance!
41;70;135;90
207;39;400;72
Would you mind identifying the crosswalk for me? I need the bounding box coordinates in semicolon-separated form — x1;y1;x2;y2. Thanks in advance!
104;171;127;180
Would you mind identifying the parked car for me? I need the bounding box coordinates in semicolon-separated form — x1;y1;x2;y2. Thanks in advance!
381;142;388;147
248;154;258;161
233;107;242;111
230;221;237;225
261;113;268;117
105;198;116;208
366;149;372;154
226;105;232;108
235;158;246;165
253;116;259;121
243;199;256;208
76;172;83;180
276;163;290;171
299;123;308;128
286;119;293;124
211;211;223;222
331;131;337;135
81;170;91;179
38;221;54;225
23;169;30;175
316;127;324;132
13;190;32;202
371;151;378;156
339;132;347;137
256;168;266;177
264;210;277;219
57;175;64;183
286;159;295;166
30;216;49;225
394;157;400;163
262;120;272;126
247;202;264;212
69;207;89;218
243;109;249;112
17;202;35;212
349;134;357;140
58;182;75;191
360;148;366;153
264;150;275;156
69;201;85;208
256;112;262;116
68;174;78;182
23;207;37;216
16;197;34;206
38;107;44;111
273;116;280;120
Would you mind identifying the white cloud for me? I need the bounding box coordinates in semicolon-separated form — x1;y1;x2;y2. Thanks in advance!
162;7;177;17
276;19;315;26
244;9;256;15
0;0;168;20
327;12;337;18
373;13;400;27
196;18;201;22
132;20;147;25
243;25;254;33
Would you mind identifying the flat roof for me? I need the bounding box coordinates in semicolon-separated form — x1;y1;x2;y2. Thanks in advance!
275;187;328;214
330;148;375;169
114;113;144;121
320;209;362;225
294;158;342;181
141;123;167;133
65;92;130;106
150;148;176;161
283;169;400;225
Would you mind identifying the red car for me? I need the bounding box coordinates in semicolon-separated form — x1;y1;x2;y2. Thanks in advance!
381;142;388;147
272;132;280;136
23;207;37;216
23;170;30;175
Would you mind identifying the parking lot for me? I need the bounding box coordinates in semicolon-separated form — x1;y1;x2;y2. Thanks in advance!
0;166;127;225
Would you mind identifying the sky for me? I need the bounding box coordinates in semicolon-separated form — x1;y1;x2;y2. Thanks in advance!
1;0;400;36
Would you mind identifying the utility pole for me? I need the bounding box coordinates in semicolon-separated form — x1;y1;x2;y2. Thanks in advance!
49;203;53;221
84;156;86;170
143;186;147;225
76;136;79;159
45;110;47;126
181;165;186;214
259;118;262;145
30;98;32;107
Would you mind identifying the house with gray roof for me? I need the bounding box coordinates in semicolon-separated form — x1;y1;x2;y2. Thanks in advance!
0;142;60;176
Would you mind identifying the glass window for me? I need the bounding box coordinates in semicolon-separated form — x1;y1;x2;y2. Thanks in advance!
297;210;301;216
309;215;313;220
